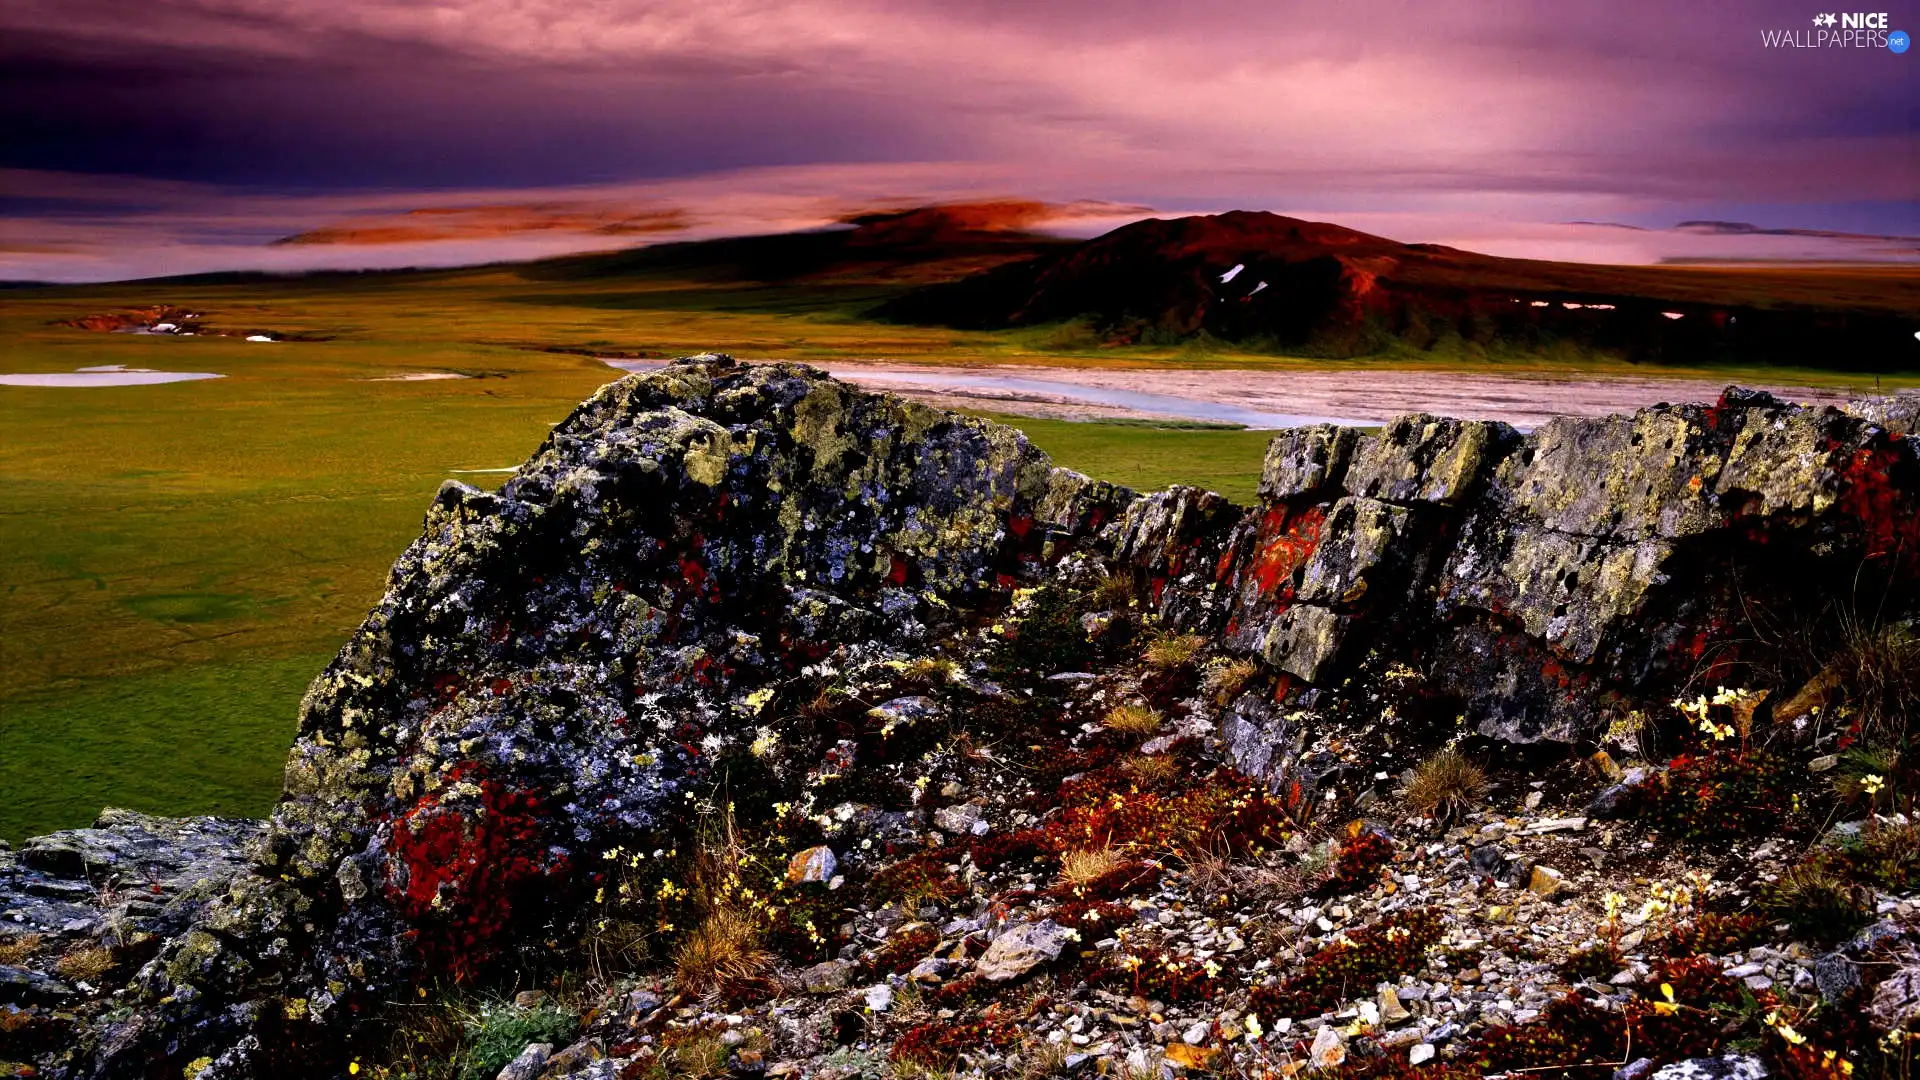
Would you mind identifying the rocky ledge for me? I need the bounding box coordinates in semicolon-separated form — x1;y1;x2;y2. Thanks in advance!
2;356;1915;1079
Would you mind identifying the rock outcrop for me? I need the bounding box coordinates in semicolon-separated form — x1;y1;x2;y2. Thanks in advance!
2;355;1915;1076
1121;387;1919;760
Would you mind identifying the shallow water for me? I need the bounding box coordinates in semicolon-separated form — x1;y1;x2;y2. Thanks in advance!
603;360;1372;429
840;369;1374;429
0;365;224;388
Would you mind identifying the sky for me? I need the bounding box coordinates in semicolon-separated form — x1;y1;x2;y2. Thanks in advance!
2;0;1915;282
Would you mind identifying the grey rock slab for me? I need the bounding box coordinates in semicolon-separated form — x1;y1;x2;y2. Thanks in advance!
977;920;1076;981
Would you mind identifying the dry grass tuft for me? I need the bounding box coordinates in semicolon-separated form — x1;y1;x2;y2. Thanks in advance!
1201;657;1259;704
1835;619;1919;743
662;1030;734;1080
55;944;117;982
1015;1036;1071;1080
1121;753;1180;787
1089;572;1137;612
1103;704;1164;735
900;657;957;686
1777;617;1919;745
799;687;843;722
1059;846;1130;887
1142;632;1207;672
1404;748;1487;823
674;906;773;999
1180;842;1306;907
0;934;42;967
889;1056;957;1080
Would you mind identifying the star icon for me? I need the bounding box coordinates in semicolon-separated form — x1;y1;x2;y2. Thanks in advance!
1815;13;1838;27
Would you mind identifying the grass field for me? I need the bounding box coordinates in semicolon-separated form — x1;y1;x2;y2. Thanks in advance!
2;257;1914;842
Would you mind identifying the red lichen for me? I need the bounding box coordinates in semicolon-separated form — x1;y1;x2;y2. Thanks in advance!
1246;504;1327;607
386;775;568;979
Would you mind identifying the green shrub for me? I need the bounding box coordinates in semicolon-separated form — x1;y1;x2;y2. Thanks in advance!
458;1001;578;1080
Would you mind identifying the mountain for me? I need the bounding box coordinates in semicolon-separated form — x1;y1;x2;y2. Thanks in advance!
503;199;1080;287
877;210;1920;369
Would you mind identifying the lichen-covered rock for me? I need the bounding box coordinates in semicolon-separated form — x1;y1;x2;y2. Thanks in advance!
1869;962;1920;1032
1441;522;1672;665
1649;1056;1768;1080
1257;424;1357;501
1259;604;1348;683
975;920;1074;981
1212;387;1915;757
1343;414;1517;506
1847;390;1920;436
1294;496;1412;606
67;355;1133;1077
0;809;262;944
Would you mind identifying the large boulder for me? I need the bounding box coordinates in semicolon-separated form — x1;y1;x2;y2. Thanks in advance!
67;355;1132;1076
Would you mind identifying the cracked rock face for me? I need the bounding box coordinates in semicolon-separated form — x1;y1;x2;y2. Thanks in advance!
5;359;1915;1076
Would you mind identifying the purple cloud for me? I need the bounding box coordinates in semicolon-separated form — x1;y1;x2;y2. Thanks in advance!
2;0;1913;280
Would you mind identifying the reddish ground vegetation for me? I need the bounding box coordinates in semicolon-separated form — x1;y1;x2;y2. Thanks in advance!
1319;829;1396;896
1634;749;1793;843
1248;907;1442;1020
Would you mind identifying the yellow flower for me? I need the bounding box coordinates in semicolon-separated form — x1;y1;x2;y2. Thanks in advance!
1765;1010;1808;1046
1861;774;1886;797
1652;983;1678;1015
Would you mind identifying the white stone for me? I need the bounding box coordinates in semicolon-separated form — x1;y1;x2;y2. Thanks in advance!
1309;1025;1346;1068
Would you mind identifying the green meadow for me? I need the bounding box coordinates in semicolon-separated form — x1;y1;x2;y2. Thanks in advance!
1;260;1912;842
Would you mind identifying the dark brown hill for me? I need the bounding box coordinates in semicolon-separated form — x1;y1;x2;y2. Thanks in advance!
877;210;1920;369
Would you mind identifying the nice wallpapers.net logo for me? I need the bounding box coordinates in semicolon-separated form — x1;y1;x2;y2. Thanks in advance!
1763;11;1910;49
